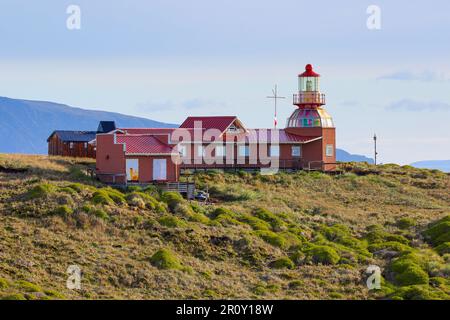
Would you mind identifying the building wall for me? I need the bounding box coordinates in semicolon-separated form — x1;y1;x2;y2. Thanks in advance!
96;134;126;183
284;126;336;170
96;133;179;183
126;155;179;183
48;135;96;158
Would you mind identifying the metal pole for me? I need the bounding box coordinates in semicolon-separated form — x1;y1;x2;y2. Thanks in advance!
373;134;377;165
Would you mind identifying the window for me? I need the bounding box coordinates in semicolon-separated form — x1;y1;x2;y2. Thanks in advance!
69;142;74;149
238;145;249;157
270;145;279;157
126;159;139;181
197;145;205;157
292;145;301;157
84;142;88;149
326;144;334;157
178;145;187;157
227;125;238;132
215;145;225;157
153;159;167;181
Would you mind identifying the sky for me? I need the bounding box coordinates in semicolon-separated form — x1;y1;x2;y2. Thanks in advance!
0;0;449;164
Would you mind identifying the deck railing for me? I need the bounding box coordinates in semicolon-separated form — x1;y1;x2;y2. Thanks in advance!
293;93;325;105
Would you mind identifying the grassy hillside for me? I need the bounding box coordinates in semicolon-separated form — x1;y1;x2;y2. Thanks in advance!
0;154;449;300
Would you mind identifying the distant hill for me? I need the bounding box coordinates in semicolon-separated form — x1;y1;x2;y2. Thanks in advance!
410;160;450;172
0;97;177;154
0;96;398;165
336;149;374;164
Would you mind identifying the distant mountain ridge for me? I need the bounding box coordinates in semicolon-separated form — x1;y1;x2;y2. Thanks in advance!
410;160;450;173
0;97;177;154
1;96;375;163
336;149;374;164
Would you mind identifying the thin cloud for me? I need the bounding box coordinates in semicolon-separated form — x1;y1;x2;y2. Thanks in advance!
136;98;226;112
386;99;450;112
377;70;448;82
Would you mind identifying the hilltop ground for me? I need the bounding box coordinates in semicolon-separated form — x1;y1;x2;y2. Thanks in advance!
0;154;448;300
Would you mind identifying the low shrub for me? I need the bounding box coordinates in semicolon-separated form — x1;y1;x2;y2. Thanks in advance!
15;280;42;292
158;215;187;228
253;208;286;231
364;225;409;245
91;208;109;221
304;244;340;265
26;183;55;200
210;208;240;226
255;230;287;248
240;215;271;231
423;216;450;246
1;293;27;300
43;289;66;299
52;205;73;217
435;242;450;255
390;253;430;286
0;278;9;289
269;257;295;269
395;265;429;286
161;192;184;212
389;285;448;300
288;280;303;289
396;217;417;229
91;190;113;205
368;241;411;253
149;249;182;270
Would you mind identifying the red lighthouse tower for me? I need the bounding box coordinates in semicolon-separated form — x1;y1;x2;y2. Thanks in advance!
285;64;336;170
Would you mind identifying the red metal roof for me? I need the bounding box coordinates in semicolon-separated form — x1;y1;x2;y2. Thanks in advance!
223;129;321;144
179;116;238;132
299;64;320;77
115;135;174;155
119;128;176;135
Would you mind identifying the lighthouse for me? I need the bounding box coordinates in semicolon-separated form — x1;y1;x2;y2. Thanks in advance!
285;64;336;170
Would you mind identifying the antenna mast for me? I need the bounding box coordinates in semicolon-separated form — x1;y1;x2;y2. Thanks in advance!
266;85;285;129
373;133;378;165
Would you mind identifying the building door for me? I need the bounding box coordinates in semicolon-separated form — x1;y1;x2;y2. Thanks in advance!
153;159;167;181
126;159;139;181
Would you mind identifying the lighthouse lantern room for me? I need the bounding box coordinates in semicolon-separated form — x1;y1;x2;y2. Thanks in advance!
287;64;333;128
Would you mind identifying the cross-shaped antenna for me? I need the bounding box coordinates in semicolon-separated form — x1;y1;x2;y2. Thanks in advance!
266;84;285;129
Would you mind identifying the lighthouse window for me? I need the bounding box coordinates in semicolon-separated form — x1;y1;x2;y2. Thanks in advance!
302;118;309;127
314;119;321;127
326;144;334;157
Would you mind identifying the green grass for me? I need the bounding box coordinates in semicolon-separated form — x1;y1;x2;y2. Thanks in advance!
1;155;449;300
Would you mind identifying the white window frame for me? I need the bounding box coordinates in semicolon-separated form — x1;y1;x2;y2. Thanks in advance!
270;145;280;157
152;159;167;181
326;144;334;157
292;145;301;157
238;145;249;157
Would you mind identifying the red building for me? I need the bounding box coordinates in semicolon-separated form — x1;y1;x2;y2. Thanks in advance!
47;121;116;158
95;65;336;184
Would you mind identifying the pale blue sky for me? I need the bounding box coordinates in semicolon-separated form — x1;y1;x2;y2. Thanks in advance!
0;0;449;164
